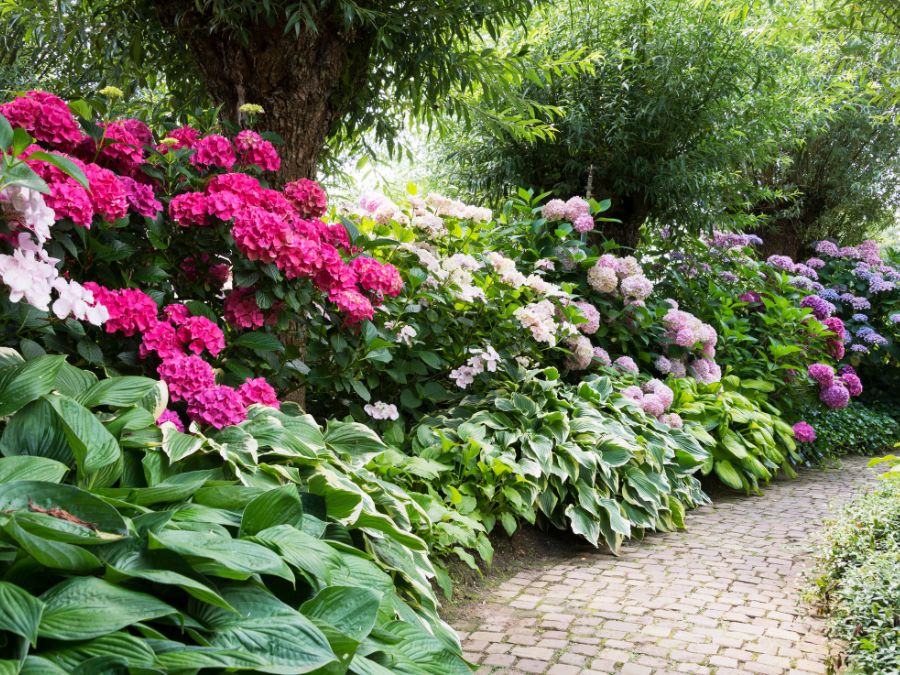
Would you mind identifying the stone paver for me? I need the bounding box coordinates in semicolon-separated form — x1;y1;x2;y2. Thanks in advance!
455;457;880;674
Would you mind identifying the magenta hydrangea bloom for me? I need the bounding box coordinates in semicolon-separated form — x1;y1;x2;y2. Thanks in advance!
238;377;280;409
350;257;403;299
234;130;281;172
156;409;185;433
807;363;835;388
163;303;191;325
232;206;292;263
329;288;374;324
186;385;247;429
823;316;845;340
176;316;225;357
840;372;863;397
85;284;158;336
119;176;162;218
157;355;216;402
139;321;182;360
169;192;209;227
819;383;850;409
284;178;328;218
224;287;267;328
0;91;83;149
800;295;834;320
792;421;816;443
190;134;236;171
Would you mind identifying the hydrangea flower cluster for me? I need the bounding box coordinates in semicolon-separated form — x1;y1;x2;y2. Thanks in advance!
540;195;594;233
704;231;763;249
514;300;568;346
400;243;486;303
806;362;860;409
800;295;834;320
655;301;720;383
450;345;502;388
620;378;681;427
364;401;400;421
564;335;595;370
587;253;654;304
791;421;816;443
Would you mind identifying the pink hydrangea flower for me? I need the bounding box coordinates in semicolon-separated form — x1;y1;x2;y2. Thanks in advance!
614;356;639;373
232;206;293;263
177;316;225;357
573;301;600;334
169;192;209;226
224;287;268;328
95;122;144;175
238;377;280;408
350;257;403;299
284;178;327;218
329;287;374;323
156;409;185;432
119;176;162;218
621;386;644;401
819;383;849;409
139;321;183;360
840;372;863;397
564;196;590;222
660;412;683;428
84;164;129;222
205;190;245;222
593;347;611;366
190;134;236;171
159;126;200;152
157;355;215;402
0;91;83;149
277;238;322;280
641;394;666;417
572;214;595;233
186;385;247;428
234;130;281;172
43;178;94;227
792;421;816;443
85;283;158;336
807;363;835;388
541;198;567;221
163;303;191;325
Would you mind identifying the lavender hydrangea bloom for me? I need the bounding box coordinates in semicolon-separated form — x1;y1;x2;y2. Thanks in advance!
818;288;841;302
800;295;835;320
850;344;870;354
851;314;868;322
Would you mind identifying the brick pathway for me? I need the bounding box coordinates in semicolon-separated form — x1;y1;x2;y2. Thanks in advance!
453;457;881;674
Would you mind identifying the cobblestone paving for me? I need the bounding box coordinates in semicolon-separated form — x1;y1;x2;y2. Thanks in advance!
453;457;881;674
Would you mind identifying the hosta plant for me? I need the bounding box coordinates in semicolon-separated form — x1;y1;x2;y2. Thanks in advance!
0;348;468;673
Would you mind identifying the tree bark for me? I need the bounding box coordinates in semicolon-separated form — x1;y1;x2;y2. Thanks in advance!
152;3;375;182
597;191;649;249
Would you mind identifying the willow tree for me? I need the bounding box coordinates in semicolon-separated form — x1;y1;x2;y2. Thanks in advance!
0;0;551;180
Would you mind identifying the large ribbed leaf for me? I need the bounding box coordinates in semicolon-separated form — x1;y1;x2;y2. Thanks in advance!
0;355;65;417
0;582;43;645
0;456;68;483
39;577;177;640
45;395;121;483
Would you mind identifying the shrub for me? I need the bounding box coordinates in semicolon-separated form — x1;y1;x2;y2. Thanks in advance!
798;402;900;461
814;479;900;673
376;366;709;565
0;348;467;672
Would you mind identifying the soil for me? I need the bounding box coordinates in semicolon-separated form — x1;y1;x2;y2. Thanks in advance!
439;523;602;625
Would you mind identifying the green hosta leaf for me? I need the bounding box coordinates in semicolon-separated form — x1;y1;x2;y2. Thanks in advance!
714;459;744;490
200;585;338;673
45;394;122;484
2;519;102;572
38;632;156;670
160;425;204;464
301;585;381;665
721;431;749;460
106;556;235;612
76;376;159;408
325;420;387;466
0;582;43;645
252;524;342;583
0;399;71;465
19;657;69;674
39;577;177;640
564;504;599;546
0;355;66;416
598;442;633;467
0;112;12;148
0;456;68;483
597;498;632;538
25;151;89;189
240;485;304;537
54;362;98;398
148;529;293;581
0;480;127;535
152;644;269;670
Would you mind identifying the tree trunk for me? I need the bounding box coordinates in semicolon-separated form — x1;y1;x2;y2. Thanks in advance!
597;192;649;249
153;3;375;182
